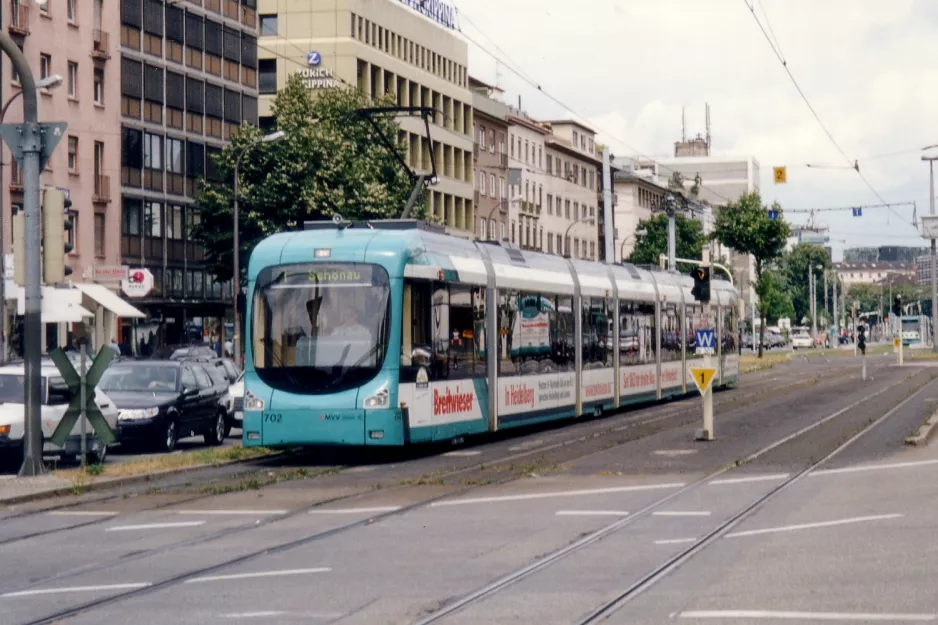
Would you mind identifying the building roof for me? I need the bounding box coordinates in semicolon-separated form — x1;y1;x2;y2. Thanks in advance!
542;119;597;135
507;113;550;135
546;136;602;165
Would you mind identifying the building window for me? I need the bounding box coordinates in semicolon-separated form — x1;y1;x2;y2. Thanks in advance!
40;54;51;81
489;173;495;197
94;213;105;256
258;59;276;94
67;61;78;97
94;68;104;104
67;136;78;172
259;14;277;36
67;0;76;22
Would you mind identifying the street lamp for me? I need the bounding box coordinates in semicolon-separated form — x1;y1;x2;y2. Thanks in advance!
562;217;595;258
619;228;647;263
922;146;938;351
0;73;63;364
232;129;285;365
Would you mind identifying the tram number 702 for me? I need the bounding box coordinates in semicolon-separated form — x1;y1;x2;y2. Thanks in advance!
263;413;283;423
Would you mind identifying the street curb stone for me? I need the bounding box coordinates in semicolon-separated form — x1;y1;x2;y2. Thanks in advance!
904;410;938;446
0;451;283;507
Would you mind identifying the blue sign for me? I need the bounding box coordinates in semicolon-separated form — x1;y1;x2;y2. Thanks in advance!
767;209;778;220
400;0;456;30
852;207;862;217
306;51;321;67
695;328;715;355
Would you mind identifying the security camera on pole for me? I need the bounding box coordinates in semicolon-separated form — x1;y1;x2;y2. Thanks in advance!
690;246;716;441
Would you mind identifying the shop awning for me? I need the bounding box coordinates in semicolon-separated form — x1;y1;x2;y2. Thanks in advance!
73;283;146;318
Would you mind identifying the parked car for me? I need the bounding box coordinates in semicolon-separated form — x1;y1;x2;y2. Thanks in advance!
168;345;219;362
0;363;119;469
97;360;228;452
227;372;244;432
202;363;234;438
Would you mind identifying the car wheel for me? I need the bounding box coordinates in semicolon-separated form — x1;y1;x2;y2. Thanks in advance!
87;443;107;466
204;411;225;446
162;419;178;453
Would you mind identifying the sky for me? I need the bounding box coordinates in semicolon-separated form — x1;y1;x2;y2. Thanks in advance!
451;0;938;261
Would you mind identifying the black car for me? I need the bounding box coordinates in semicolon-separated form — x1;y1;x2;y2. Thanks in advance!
97;360;228;452
169;345;219;361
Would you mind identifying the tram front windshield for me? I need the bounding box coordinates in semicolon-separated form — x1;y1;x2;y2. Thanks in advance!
252;263;390;394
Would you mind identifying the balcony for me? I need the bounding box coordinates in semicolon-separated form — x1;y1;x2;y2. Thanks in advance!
521;201;541;218
92;30;111;60
93;175;111;202
8;2;29;36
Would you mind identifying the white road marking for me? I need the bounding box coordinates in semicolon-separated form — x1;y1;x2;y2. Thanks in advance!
175;510;288;516
653;449;698;457
653;511;711;517
308;506;400;514
430;482;686;507
2;583;151;598
708;474;789;486
674;610;937;621
812;458;938;476
442;450;482;457
555;510;629;517
106;521;206;532
655;537;698;545
47;511;118;517
186;568;331;583
221;611;344;620
725;514;904;538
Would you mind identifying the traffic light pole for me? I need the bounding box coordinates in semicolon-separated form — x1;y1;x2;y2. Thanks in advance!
698;246;714;441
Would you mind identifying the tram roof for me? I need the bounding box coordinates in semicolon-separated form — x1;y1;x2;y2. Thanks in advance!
250;219;736;305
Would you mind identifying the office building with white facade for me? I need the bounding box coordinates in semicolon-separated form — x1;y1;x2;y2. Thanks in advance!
505;109;549;250
256;0;474;235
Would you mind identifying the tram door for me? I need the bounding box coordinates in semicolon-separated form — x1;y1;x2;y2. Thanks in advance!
402;281;433;430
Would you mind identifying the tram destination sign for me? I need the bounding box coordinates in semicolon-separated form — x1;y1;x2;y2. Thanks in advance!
399;0;456;29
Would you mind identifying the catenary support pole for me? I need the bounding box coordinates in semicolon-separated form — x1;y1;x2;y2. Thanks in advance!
698;246;714;441
0;32;44;476
928;158;937;352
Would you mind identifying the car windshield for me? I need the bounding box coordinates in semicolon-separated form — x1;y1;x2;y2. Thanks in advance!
98;365;179;393
0;373;25;403
252;262;390;394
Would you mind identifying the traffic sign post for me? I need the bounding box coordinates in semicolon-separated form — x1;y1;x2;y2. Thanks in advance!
121;268;154;299
49;347;117;455
695;246;715;441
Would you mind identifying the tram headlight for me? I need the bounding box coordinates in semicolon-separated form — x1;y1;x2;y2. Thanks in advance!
363;387;389;410
244;390;265;411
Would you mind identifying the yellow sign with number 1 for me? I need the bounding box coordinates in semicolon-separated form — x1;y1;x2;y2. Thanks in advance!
690;367;717;395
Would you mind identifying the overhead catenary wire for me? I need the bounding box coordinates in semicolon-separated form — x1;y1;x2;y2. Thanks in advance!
741;0;913;229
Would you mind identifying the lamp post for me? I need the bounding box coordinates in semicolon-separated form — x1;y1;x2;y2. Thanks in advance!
562;217;595;258
0;74;62;365
232;130;285;366
922;144;938;351
618;228;647;263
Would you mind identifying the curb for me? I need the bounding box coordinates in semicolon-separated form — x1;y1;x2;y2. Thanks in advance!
0;450;285;507
904;410;938;446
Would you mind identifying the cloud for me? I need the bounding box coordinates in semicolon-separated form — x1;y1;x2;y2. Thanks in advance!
460;0;936;259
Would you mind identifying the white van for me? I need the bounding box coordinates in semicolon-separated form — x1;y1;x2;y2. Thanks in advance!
791;327;813;349
0;363;120;469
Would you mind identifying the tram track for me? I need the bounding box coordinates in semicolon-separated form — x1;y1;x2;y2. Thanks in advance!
407;366;937;625
0;355;852;542
0;356;862;553
1;358;898;625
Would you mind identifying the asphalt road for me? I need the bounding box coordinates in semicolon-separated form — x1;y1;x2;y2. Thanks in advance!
1;356;936;625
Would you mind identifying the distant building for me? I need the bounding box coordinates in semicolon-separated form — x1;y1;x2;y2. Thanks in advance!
835;261;916;288
469;77;509;242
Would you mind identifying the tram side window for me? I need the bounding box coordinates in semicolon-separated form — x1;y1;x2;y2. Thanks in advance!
661;303;682;362
582;297;611;368
723;306;737;353
619;300;656;366
553;295;575;373
685;303;702;358
430;283;450;379
448;284;485;380
497;288;519;376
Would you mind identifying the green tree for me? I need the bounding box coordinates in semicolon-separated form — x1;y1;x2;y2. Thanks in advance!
844;283;883;317
713;191;792;358
193;74;426;284
757;267;795;325
627;212;707;273
780;243;832;324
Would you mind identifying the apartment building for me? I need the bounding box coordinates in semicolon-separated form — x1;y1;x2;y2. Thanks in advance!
469;77;508;241
119;0;260;344
542;120;601;260
256;0;474;236
3;0;121;290
612;171;664;262
506;109;547;251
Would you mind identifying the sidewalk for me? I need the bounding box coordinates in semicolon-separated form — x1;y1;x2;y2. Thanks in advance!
0;474;75;505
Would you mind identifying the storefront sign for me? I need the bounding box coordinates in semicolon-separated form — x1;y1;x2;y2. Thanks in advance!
399;0;455;30
294;66;340;90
